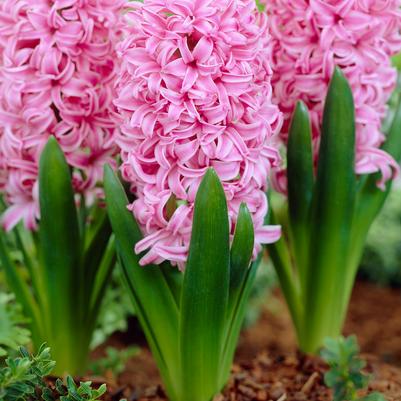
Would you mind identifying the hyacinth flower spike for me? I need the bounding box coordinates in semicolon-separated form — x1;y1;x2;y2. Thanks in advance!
268;68;401;354
105;167;258;401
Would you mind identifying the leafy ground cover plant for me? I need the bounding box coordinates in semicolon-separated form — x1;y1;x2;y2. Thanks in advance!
0;345;107;401
89;346;139;378
0;139;116;375
0;344;55;401
321;336;385;401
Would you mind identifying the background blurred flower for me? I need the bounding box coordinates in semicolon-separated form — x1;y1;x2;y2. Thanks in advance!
265;0;401;190
0;0;124;230
115;0;283;270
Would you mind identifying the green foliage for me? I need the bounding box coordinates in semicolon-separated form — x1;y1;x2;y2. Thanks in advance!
0;344;55;401
89;346;138;377
91;269;135;349
105;167;258;401
43;376;106;401
268;68;401;353
0;345;108;401
243;257;277;328
321;336;386;401
255;0;265;12
0;138;116;375
360;186;401;286
0;293;30;356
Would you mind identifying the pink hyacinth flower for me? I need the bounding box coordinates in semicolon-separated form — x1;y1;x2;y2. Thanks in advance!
0;0;125;230
264;0;401;190
114;0;283;270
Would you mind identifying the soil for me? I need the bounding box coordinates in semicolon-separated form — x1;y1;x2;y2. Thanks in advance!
94;281;401;401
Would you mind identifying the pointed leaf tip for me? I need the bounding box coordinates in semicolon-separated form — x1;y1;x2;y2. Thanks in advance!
230;202;254;291
40;136;63;165
295;100;308;116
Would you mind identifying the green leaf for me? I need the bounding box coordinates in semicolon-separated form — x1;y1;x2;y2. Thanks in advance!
229;203;254;295
333;83;401;329
219;257;260;388
359;393;387;401
38;137;81;358
83;208;113;292
220;202;255;387
103;165;180;401
287;101;314;284
303;68;357;352
179;169;230;401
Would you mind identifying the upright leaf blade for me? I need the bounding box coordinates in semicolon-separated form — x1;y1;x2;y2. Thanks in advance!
179;169;230;401
339;85;401;321
287;101;314;286
38;137;81;360
303;68;356;352
219;256;259;389
229;203;254;295
103;165;180;401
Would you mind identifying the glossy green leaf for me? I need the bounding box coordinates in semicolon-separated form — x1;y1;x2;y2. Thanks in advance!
338;87;401;321
219;257;259;389
179;169;230;401
287;101;314;283
229;203;254;294
103;165;180;401
82;209;113;306
38;137;81;357
220;203;254;388
303;68;356;352
267;207;302;338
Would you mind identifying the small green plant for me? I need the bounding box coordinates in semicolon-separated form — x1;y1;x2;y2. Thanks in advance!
321;336;386;401
89;346;138;377
0;293;30;356
0;345;108;401
0;344;55;400
42;376;106;401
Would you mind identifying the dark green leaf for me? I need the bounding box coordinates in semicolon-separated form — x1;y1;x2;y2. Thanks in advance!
103;165;180;401
38;137;81;347
304;68;357;352
287;101;314;282
179;169;230;401
229;203;254;294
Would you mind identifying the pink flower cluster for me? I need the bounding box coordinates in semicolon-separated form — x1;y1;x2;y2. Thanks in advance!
266;0;401;190
0;0;124;230
115;0;283;269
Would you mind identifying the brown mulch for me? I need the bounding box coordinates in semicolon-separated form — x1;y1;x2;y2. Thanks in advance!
95;281;401;401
